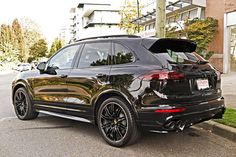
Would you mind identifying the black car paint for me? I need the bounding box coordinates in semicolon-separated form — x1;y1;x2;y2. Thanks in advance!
12;38;225;131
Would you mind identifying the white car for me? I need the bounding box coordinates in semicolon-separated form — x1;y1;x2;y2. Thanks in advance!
16;63;32;72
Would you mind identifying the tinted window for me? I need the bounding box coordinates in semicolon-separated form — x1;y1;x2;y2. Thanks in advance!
154;50;201;65
78;42;111;68
113;43;134;64
48;45;79;69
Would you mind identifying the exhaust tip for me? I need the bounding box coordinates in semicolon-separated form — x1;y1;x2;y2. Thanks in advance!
176;120;185;131
164;120;186;131
164;121;176;130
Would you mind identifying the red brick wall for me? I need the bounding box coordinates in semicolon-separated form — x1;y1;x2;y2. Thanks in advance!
205;0;225;72
225;0;236;13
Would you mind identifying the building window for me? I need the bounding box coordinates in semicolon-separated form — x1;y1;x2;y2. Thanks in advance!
151;23;155;29
169;16;175;23
181;11;189;20
82;17;84;27
148;24;151;30
201;8;205;19
189;9;198;19
175;14;181;22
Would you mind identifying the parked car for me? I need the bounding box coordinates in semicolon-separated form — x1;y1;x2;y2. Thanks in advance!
16;63;32;72
30;61;38;70
12;35;225;147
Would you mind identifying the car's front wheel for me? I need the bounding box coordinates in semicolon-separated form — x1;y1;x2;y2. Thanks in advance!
13;87;38;120
97;97;140;147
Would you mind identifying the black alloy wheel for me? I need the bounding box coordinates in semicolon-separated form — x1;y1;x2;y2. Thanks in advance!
100;102;128;142
97;97;140;147
13;88;38;120
14;89;27;117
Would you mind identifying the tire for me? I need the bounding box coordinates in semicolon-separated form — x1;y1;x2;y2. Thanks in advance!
97;97;140;147
13;87;38;120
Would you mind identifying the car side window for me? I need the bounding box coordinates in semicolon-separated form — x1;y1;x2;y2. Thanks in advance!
48;45;80;70
78;42;111;68
113;43;135;64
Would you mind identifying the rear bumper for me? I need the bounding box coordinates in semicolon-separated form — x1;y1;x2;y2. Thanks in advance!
137;97;225;131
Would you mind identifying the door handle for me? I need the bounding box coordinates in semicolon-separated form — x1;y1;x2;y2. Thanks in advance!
96;73;106;78
60;74;68;78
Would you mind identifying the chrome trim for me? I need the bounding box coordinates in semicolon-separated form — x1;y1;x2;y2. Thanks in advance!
141;105;174;110
166;116;173;121
37;110;91;123
149;130;168;134
141;106;160;110
199;102;208;105
34;104;85;112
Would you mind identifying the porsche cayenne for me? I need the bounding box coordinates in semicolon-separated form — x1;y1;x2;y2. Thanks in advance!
12;35;225;147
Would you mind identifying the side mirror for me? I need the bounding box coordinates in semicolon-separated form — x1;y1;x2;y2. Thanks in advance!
37;62;46;72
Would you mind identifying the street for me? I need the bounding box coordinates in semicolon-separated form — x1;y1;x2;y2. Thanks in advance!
0;72;16;119
0;72;236;157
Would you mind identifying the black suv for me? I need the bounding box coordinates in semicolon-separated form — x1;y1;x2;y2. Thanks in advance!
12;35;225;147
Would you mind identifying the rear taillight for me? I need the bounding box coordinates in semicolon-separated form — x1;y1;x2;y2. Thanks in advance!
139;71;185;80
155;107;186;113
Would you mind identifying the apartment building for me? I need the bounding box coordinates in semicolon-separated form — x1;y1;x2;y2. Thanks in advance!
198;0;236;73
134;0;206;37
69;0;125;41
223;0;236;73
58;28;70;43
69;7;77;41
134;0;236;73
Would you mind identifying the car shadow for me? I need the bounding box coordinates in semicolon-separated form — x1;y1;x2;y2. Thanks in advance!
32;115;203;148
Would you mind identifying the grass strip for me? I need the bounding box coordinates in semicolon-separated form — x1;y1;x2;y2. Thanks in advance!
214;108;236;128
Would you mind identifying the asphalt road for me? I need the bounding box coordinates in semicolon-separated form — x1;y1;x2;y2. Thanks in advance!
0;72;236;157
0;72;16;119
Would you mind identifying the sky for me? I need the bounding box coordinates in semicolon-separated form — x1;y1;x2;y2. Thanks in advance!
0;0;78;45
0;0;176;45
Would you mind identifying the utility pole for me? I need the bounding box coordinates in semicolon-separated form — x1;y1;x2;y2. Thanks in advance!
155;0;166;38
137;0;140;33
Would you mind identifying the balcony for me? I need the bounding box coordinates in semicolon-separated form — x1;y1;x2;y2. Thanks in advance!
133;0;206;24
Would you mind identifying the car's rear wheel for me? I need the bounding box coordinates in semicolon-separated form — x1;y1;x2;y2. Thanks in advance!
97;97;140;147
13;87;38;120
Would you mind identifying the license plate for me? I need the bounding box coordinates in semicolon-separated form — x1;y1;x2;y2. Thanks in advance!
196;79;209;90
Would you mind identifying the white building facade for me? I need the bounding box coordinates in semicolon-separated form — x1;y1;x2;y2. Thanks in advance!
69;0;126;41
224;11;236;73
135;0;206;37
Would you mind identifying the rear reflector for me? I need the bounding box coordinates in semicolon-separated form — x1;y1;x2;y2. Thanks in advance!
139;71;185;80
155;108;186;113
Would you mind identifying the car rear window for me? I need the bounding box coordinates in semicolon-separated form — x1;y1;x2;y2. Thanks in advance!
154;50;200;65
141;38;206;65
142;38;197;53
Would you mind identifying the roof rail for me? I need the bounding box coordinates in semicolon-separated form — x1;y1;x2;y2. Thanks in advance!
75;35;141;42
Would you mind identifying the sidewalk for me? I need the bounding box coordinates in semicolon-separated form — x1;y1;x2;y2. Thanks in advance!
222;72;236;109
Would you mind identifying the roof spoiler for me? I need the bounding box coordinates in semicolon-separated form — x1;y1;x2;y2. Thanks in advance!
142;38;197;53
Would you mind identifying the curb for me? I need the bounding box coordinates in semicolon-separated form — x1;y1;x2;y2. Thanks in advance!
196;120;236;142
